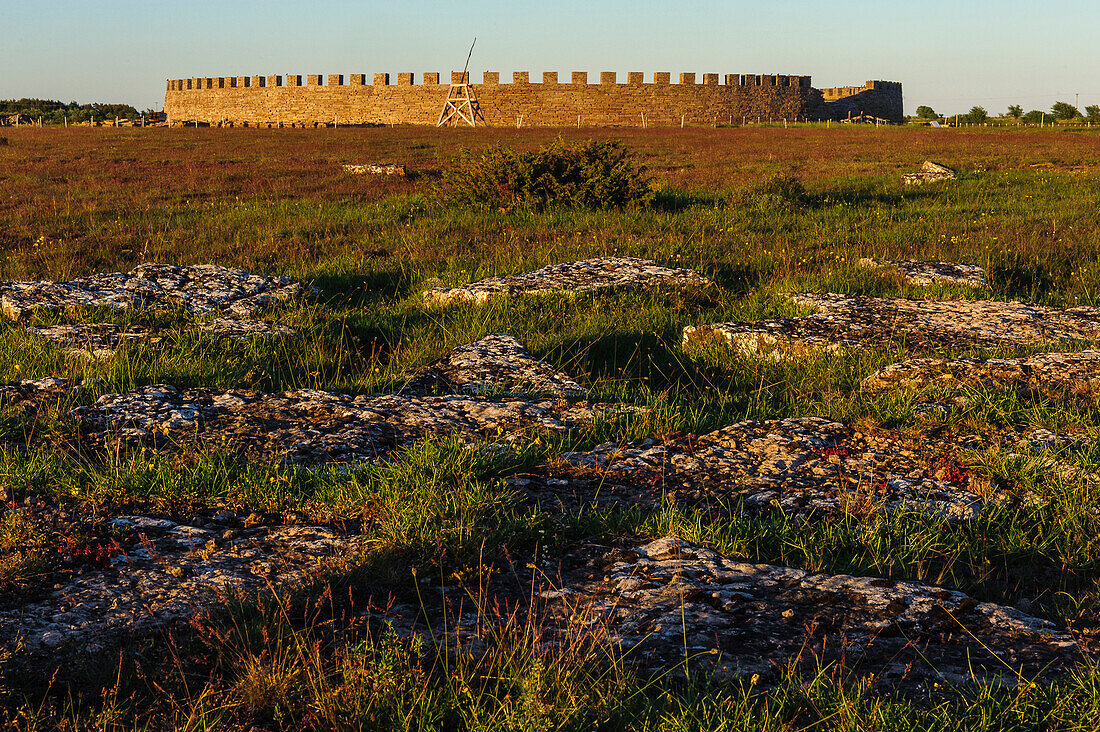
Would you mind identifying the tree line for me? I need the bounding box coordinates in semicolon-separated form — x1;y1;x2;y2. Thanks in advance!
914;101;1100;125
0;99;143;123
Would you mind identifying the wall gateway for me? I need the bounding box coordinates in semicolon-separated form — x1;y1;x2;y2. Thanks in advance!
164;71;903;127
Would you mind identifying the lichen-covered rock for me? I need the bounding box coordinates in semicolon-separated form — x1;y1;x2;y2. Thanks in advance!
403;334;586;397
28;319;296;361
342;163;406;176
0;509;359;654
862;350;1100;398
684;293;1100;358
541;537;1078;684
0;377;80;410
902;160;956;185
72;385;629;464
0;264;313;320
424;257;711;306
858;258;988;288
543;417;1009;520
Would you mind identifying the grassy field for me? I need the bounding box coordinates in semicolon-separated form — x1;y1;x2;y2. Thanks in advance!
3;124;1100;730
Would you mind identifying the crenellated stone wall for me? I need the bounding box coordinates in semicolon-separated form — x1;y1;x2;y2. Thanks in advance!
818;80;904;122
163;71;902;127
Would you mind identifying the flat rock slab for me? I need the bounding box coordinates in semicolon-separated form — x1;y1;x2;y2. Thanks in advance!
29;319;296;360
0;510;360;654
73;386;628;464
0;377;80;411
859;258;988;288
903;160;956;185
684;293;1100;357
545;417;1010;520
423;257;711;306
342;163;406;176
863;350;1100;399
541;537;1079;684
403;334;586;397
1;264;312;320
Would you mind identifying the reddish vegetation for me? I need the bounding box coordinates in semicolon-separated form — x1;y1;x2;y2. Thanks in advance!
814;445;850;459
933;456;971;484
1;125;1098;281
58;537;121;568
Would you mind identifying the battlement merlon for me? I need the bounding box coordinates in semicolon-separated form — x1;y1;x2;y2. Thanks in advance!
167;72;817;89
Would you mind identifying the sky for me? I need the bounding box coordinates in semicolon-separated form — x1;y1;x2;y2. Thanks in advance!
5;0;1099;116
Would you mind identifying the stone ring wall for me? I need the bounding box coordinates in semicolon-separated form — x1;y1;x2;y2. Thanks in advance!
163;71;902;127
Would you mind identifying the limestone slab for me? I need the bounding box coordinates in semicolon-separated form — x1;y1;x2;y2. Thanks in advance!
545;417;1007;520
0;264;312;321
684;293;1100;358
403;334;586;397
0;377;80;411
73;385;628;464
902;160;956;185
424;257;711;306
541;537;1078;684
0;508;360;654
862;350;1100;398
858;258;988;288
342;163;406;176
28;319;296;361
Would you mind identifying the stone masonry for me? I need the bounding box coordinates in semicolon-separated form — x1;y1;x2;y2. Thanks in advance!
164;72;904;127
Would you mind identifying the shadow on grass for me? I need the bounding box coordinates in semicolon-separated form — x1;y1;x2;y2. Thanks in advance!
652;189;728;212
311;268;413;307
708;263;761;296
804;183;942;209
549;330;751;403
990;263;1056;301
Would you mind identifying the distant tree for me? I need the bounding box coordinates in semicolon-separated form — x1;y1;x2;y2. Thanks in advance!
1006;104;1023;118
1022;110;1045;124
1051;101;1080;120
915;105;937;120
963;106;988;124
1087;105;1100;123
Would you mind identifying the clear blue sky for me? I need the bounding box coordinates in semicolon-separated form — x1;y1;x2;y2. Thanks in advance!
6;0;1098;116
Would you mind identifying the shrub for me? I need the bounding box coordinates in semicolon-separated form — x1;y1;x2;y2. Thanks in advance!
436;138;653;211
0;137;7;146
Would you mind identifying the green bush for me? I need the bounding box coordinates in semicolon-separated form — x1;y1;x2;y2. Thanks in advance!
436;138;653;211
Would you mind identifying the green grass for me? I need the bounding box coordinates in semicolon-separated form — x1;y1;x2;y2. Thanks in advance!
4;126;1100;728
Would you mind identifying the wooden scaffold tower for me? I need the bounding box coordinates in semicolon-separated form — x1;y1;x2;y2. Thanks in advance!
437;39;485;127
